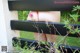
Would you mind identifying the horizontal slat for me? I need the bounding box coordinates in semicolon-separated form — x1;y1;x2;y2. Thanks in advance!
12;37;38;48
13;37;80;53
59;44;80;53
11;20;80;37
8;0;80;11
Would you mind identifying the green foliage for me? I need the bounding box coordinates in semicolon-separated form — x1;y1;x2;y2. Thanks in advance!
69;14;79;22
70;5;80;22
13;40;61;53
14;45;41;53
64;5;80;34
18;11;29;20
72;5;80;12
13;38;41;53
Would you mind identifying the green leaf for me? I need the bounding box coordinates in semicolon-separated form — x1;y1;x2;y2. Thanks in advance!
72;5;80;11
63;19;70;25
69;14;79;22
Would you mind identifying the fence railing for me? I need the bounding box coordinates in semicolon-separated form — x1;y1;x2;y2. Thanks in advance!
8;0;80;11
11;20;80;37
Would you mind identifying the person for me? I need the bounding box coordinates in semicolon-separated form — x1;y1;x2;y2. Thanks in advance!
27;11;60;44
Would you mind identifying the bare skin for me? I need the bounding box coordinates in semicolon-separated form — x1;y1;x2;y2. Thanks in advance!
27;11;60;43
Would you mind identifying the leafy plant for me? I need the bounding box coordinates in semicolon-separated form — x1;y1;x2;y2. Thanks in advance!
18;11;29;20
70;5;80;23
69;14;79;22
72;5;80;12
64;5;80;34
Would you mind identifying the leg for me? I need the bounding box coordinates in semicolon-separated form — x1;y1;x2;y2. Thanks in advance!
34;33;47;41
46;11;60;43
27;11;47;42
46;34;57;43
27;11;60;43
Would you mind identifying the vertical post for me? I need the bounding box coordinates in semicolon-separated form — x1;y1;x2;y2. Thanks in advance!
0;0;19;53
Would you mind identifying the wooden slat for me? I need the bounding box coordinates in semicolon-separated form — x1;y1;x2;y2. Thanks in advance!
8;0;80;11
13;37;80;53
11;20;80;37
59;44;80;53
